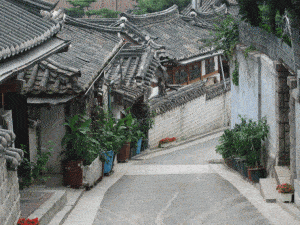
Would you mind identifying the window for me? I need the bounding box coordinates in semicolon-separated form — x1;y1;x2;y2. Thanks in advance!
205;58;215;75
166;73;173;84
180;69;188;83
175;71;180;84
190;65;201;80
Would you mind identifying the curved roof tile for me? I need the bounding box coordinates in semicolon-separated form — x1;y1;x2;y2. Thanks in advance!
0;0;60;61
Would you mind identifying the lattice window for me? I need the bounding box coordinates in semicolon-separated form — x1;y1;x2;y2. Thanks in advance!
190;65;201;80
205;58;215;75
180;69;188;84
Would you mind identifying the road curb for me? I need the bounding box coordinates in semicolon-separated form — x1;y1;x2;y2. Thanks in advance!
131;126;229;160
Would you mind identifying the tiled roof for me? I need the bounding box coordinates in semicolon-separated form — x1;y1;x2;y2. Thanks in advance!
22;19;123;95
0;0;61;61
119;5;214;61
46;0;137;13
106;43;164;102
10;0;59;15
149;78;230;115
149;80;207;115
19;60;82;95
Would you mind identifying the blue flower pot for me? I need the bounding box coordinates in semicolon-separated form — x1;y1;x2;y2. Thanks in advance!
136;138;142;155
103;150;114;174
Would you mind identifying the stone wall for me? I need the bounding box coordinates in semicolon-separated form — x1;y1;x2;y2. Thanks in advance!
289;70;300;206
148;84;231;148
0;158;20;225
40;104;66;174
231;45;292;176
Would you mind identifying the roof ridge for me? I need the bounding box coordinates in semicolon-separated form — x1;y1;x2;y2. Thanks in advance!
120;5;179;26
13;0;59;11
65;15;122;33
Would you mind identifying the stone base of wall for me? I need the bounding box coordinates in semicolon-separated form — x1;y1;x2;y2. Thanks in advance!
0;158;21;225
266;154;277;178
294;179;300;206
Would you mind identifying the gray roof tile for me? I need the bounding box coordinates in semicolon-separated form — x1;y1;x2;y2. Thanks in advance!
22;21;123;95
149;78;230;115
0;0;60;61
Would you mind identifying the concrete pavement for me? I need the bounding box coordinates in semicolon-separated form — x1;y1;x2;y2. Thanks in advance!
62;129;300;225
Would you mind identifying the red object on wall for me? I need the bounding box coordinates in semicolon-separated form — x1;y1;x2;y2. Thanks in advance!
117;142;131;162
63;160;83;188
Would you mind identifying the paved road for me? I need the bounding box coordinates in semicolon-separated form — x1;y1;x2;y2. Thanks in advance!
92;136;272;225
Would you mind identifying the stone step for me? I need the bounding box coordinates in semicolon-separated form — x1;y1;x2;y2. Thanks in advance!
48;189;84;225
28;189;67;225
260;178;278;203
275;166;291;184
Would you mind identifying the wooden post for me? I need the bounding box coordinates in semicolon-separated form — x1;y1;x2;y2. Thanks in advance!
186;64;191;84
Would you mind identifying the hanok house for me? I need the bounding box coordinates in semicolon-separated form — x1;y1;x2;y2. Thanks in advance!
0;0;65;224
116;4;228;89
19;15;125;174
101;43;167;120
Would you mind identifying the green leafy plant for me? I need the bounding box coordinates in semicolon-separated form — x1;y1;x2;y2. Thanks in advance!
216;115;269;168
92;108;126;156
61;113;100;165
86;8;121;18
232;61;239;86
202;14;239;60
18;142;54;189
233;115;269;167
244;45;256;59
132;0;190;14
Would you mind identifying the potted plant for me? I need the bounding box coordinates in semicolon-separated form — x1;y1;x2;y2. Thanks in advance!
61;114;99;188
276;183;294;203
216;128;236;169
233;116;269;182
158;137;177;148
92;108;126;174
117;109;142;162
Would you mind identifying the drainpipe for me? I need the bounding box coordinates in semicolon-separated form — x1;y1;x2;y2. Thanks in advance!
219;55;226;90
258;56;262;120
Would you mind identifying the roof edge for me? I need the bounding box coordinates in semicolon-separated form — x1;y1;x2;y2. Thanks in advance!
120;5;179;26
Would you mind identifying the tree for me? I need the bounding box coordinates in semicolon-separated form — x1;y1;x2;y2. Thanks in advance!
66;0;96;17
86;8;121;18
66;0;121;18
133;0;190;14
236;0;299;32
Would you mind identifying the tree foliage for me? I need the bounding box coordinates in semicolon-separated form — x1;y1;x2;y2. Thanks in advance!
86;8;121;18
133;0;190;14
202;14;239;60
236;0;300;32
66;0;120;18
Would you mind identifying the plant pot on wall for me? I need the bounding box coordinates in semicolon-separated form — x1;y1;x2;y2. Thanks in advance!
278;193;293;203
247;167;266;183
136;138;142;155
224;158;234;169
63;160;83;188
103;150;114;175
117;142;131;163
82;156;103;188
238;160;248;178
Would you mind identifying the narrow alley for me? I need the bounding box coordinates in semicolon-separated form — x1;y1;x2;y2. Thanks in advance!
77;132;296;225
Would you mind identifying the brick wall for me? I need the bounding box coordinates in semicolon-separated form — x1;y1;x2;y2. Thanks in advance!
149;85;231;148
0;158;21;225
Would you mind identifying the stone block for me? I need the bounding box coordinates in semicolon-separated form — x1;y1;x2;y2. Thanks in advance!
260;178;278;203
